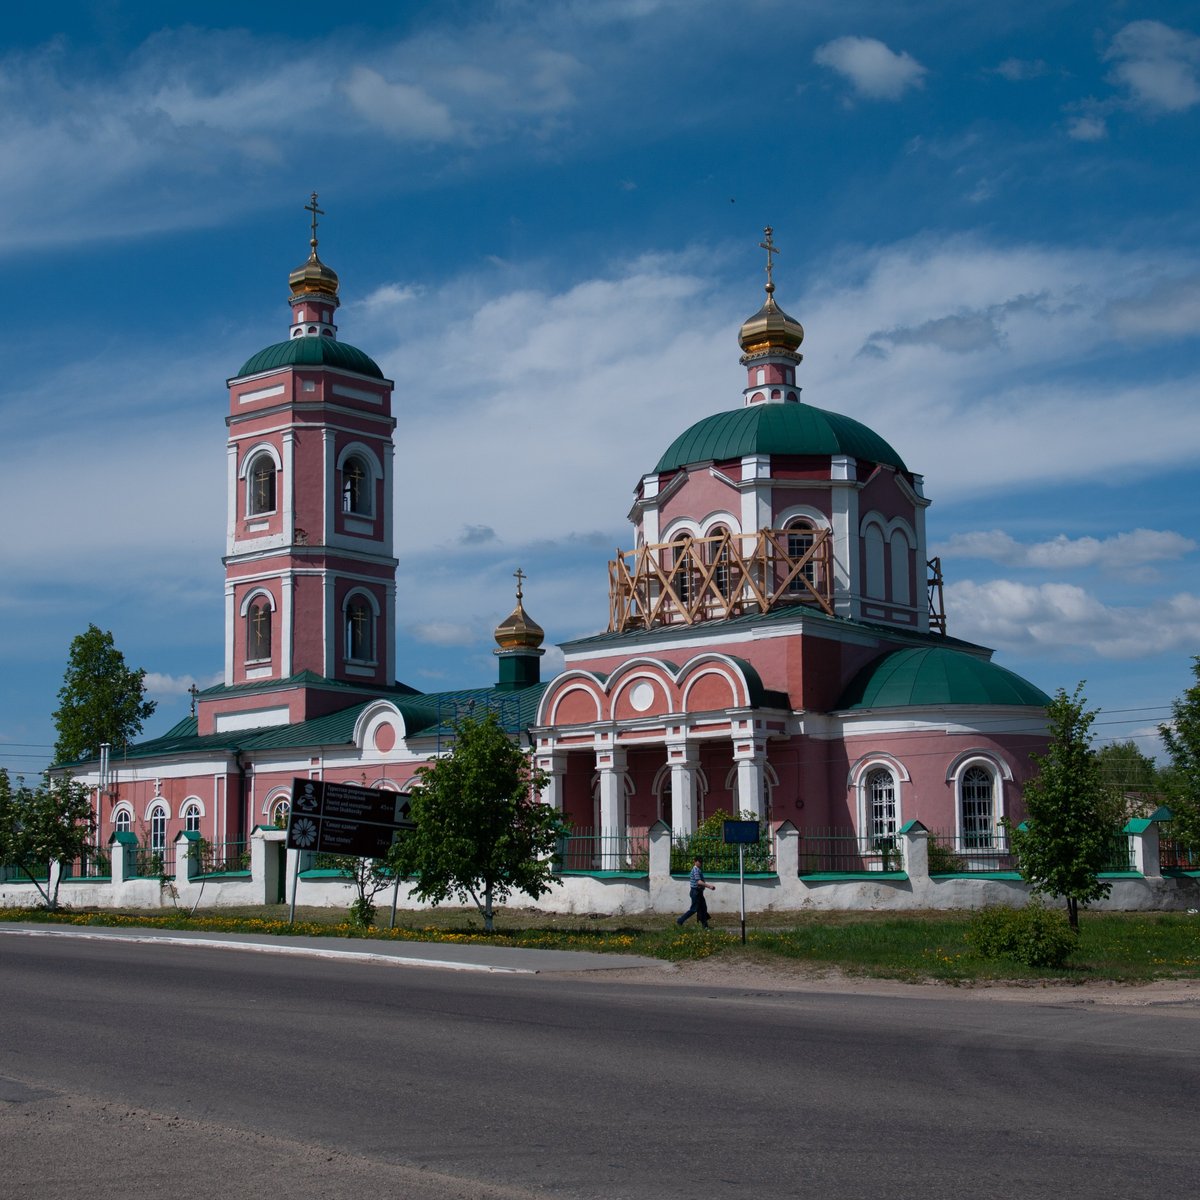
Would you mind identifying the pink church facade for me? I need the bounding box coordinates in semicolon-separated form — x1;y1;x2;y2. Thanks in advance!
65;217;1050;904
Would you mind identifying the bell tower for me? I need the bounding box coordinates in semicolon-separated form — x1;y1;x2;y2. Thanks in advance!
201;195;399;733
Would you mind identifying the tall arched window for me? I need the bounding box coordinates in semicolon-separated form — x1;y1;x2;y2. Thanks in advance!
708;526;731;601
183;803;201;834
341;455;371;515
247;453;277;515
890;529;912;606
866;768;896;844
961;766;995;848
864;524;885;599
150;804;167;855
786;521;816;593
670;536;692;606
246;598;272;662
345;598;373;662
114;808;132;836
271;798;291;829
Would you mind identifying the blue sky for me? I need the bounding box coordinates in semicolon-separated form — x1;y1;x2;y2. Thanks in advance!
2;1;1198;778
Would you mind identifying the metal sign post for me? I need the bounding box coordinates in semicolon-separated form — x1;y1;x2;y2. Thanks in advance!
723;820;759;946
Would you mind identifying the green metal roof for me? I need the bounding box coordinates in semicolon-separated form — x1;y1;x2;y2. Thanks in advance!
837;646;1050;711
235;337;385;380
655;403;906;474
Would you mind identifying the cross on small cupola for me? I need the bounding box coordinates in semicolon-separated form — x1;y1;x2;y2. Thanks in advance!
288;189;340;334
759;225;780;298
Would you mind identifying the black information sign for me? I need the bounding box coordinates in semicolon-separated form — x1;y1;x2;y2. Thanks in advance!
722;819;760;845
286;778;414;859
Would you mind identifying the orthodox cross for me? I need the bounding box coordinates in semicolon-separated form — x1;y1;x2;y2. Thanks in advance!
304;191;324;252
188;683;200;716
759;226;779;295
514;567;527;602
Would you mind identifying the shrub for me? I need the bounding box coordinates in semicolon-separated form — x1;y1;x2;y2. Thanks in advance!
966;901;1078;968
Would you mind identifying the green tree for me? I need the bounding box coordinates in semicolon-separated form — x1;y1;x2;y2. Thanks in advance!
1095;740;1163;816
1006;684;1121;931
1160;655;1200;852
0;769;94;909
52;624;157;763
389;713;561;932
314;853;395;928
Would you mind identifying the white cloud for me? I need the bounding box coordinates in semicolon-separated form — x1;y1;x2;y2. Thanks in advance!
409;622;482;647
143;671;223;700
937;529;1197;570
341;67;458;142
992;58;1048;82
813;36;927;101
1066;114;1107;141
1104;20;1200;114
1108;275;1200;340
946;580;1200;660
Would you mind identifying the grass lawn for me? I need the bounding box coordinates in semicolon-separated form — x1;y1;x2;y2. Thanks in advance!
3;903;1199;984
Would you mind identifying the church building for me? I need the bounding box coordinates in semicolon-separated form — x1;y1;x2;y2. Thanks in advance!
75;211;1050;890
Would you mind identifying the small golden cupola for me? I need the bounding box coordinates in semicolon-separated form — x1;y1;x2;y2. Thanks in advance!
494;569;546;690
288;192;340;340
738;226;804;363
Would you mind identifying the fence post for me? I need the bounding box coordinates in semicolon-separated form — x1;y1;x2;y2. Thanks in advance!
774;821;799;877
252;828;285;904
1124;818;1161;878
898;820;930;882
108;831;137;886
648;821;671;880
174;831;199;885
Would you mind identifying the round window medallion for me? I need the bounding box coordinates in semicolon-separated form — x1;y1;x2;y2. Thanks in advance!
629;681;655;712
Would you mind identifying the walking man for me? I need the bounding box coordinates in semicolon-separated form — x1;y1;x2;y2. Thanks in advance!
676;855;715;929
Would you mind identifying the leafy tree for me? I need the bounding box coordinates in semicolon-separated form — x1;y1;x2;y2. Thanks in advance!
1160;655;1200;852
0;769;94;909
389;712;561;932
315;853;395;928
1006;684;1122;931
1096;740;1164;819
53;624;157;763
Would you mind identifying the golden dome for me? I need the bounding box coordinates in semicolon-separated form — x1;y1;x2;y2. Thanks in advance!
289;191;340;303
738;295;804;358
494;570;545;650
289;248;340;302
739;225;803;359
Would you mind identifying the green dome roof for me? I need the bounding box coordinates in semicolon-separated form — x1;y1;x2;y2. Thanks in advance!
655;403;906;474
838;646;1050;711
236;337;384;380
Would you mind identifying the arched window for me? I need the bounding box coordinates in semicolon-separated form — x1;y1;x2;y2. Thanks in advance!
961;766;995;848
866;769;896;844
341;454;371;515
670;536;692;606
247;453;276;516
183;803;201;834
114;808;132;835
345;598;373;662
864;524;885;599
246;598;272;662
890;529;912;606
708;527;731;600
150;804;167;855
786;521;816;593
271;798;291;829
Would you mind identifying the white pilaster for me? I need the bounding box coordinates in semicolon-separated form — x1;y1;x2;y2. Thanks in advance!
537;748;568;811
223;582;236;686
733;737;768;821
280;575;295;677
595;741;627;870
282;430;297;541
666;735;699;835
830;456;859;621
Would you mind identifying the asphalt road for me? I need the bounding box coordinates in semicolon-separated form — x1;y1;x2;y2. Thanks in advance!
2;933;1198;1200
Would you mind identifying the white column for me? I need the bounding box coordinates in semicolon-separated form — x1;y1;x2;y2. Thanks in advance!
223;581;236;685
283;430;298;543
595;743;627;870
666;736;699;835
830;456;858;621
733;737;768;821
536;748;567;812
280;575;295;676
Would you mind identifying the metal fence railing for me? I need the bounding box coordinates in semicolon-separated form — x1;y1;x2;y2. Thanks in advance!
131;845;175;879
1099;832;1135;873
797;828;904;875
195;840;251;876
554;828;649;874
62;846;112;880
670;830;775;874
1;861;50;882
1159;827;1200;872
928;833;1016;875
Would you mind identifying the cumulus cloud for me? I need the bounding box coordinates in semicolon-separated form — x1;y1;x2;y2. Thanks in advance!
1104;20;1200;114
992;58;1048;82
812;36;927;101
937;529;1197;570
341;67;458;141
143;671;223;700
1066;114;1107;141
946;581;1200;660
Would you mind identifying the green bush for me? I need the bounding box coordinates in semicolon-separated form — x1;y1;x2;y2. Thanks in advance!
670;809;772;873
966;901;1078;968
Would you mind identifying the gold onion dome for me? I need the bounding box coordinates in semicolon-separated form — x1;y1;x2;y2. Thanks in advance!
738;225;804;358
494;571;545;651
289;191;340;302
